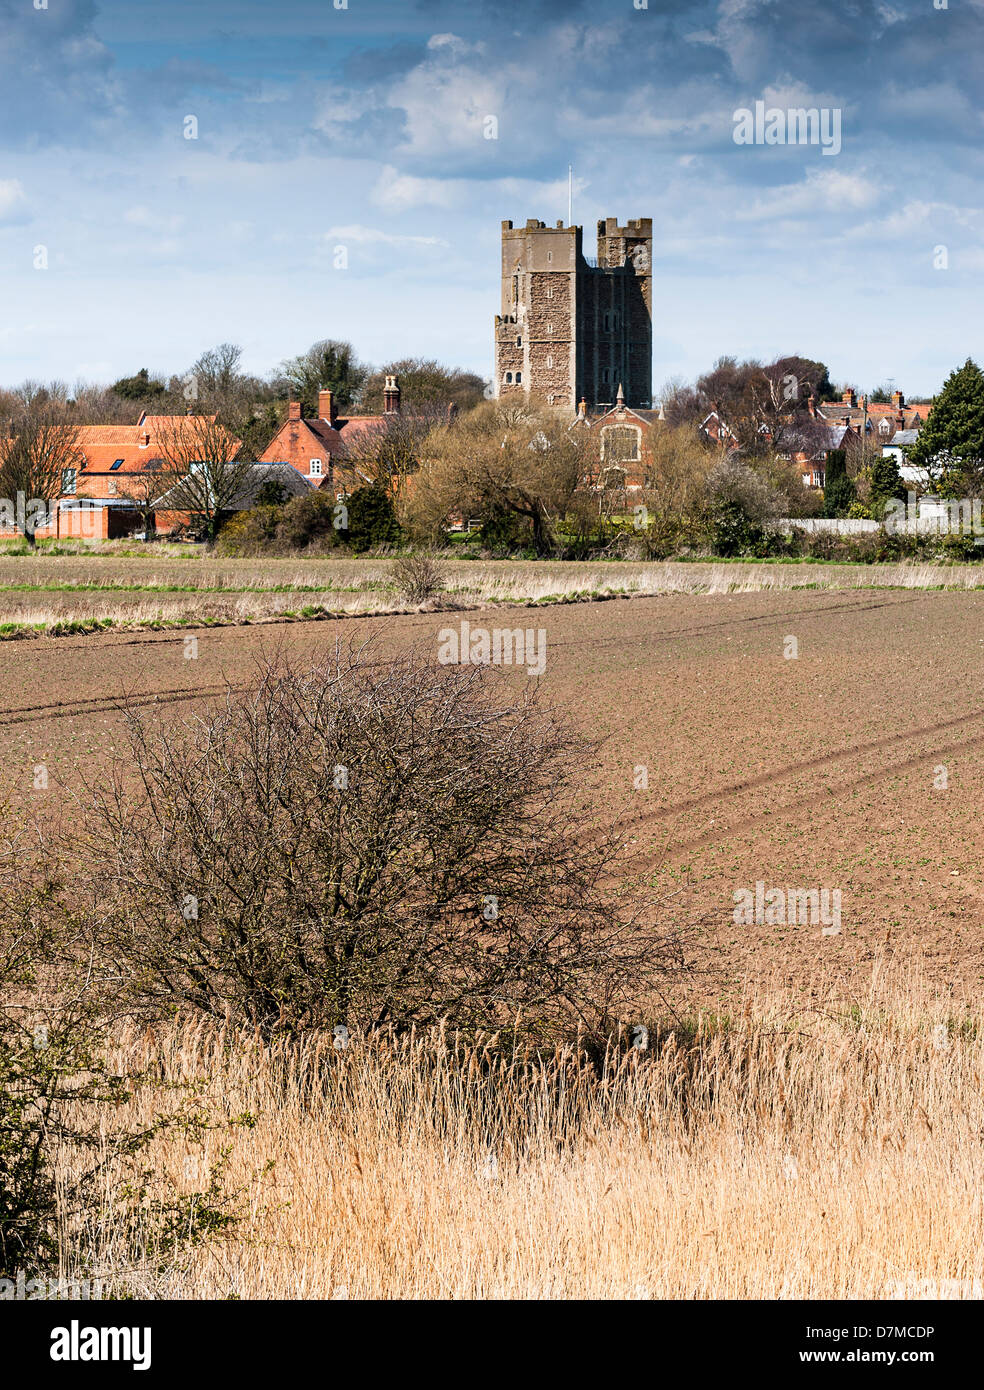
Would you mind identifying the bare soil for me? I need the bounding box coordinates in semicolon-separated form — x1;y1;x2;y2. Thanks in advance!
3;587;982;1010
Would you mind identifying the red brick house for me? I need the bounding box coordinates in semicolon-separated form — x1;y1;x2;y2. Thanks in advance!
575;385;663;494
259;377;404;493
0;412;240;541
816;389;932;444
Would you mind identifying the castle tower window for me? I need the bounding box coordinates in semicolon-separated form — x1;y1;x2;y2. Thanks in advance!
505;372;513;384
546;285;554;299
516;336;522;347
546;322;554;334
516;372;522;384
546;354;553;368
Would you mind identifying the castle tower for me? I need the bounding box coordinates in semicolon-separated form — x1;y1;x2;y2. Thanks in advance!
493;215;652;410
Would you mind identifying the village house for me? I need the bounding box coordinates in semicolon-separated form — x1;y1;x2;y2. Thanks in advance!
258;377;403;493
815;388;932;443
152;462;313;536
1;412;241;541
575;385;663;495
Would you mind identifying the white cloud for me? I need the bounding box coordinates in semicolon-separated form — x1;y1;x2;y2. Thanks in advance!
371;165;460;211
0;178;29;224
324;223;448;247
734;168;879;223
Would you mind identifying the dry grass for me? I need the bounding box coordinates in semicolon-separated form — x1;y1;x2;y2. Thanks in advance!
65;969;984;1300
2;555;984;639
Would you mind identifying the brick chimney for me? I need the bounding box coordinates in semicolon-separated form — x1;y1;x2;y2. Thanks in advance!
288;401;302;421
841;388;856;408
383;375;401;414
318;389;338;423
891;389;905;409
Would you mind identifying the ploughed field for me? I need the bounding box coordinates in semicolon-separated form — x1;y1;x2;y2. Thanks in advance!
3;580;982;1008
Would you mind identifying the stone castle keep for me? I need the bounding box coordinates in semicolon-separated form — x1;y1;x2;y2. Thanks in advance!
494;216;652;410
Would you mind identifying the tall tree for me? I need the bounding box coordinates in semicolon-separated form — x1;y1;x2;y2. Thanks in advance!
359;358;486;415
277;340;368;415
0;409;81;545
152;415;250;543
410;400;592;554
692;354;832;456
905;359;984;495
340;405;447;490
111;367;167;402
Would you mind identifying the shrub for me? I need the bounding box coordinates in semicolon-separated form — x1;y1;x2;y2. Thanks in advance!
275;491;343;552
214;505;283;556
86;646;688;1038
392;552;446;603
342;485;401;552
707;454;782;556
0;823;244;1280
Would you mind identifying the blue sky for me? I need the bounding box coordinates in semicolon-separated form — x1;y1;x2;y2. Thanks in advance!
1;0;981;398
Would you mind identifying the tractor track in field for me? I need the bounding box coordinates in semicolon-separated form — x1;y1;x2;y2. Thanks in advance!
621;704;984;862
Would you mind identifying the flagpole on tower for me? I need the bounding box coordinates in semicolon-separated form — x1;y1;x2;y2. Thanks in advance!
568;165;573;227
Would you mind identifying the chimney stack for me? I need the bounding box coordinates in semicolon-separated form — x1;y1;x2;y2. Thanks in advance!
318;389;338;423
841;388;857;408
288;401;302;421
891;389;905;409
383;375;401;414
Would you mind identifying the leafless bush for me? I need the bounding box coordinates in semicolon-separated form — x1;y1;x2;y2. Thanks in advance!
391;552;446;603
85;643;688;1037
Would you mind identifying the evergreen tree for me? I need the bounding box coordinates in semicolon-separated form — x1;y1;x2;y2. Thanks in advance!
822;449;855;517
868;453;906;514
111;367;166;401
906;359;984;493
343;485;401;553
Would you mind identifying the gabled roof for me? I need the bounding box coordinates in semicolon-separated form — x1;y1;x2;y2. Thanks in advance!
264;412;390;458
68;416;236;474
152;462;313;512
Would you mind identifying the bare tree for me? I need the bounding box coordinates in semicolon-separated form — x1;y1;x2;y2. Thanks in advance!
115;459;167;542
153;415;249;542
0;408;81;545
84;644;689;1037
340;405;447;491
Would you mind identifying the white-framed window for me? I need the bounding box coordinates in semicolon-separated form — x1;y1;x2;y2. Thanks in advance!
879;418;891;434
601;426;641;464
546;322;554;334
310;458;323;476
62;468;77;495
545;285;554;299
505;372;513;384
546;354;553;368
107;478;117;496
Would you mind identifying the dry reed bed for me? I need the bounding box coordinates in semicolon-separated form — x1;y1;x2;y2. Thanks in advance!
68;979;984;1300
2;557;983;637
